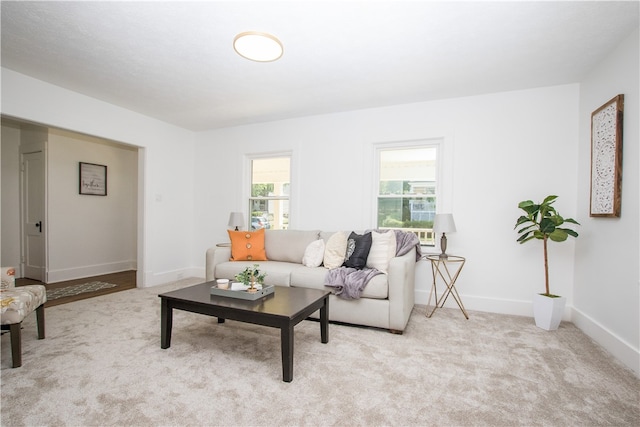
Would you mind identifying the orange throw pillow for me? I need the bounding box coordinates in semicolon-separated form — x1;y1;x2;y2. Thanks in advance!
228;228;268;261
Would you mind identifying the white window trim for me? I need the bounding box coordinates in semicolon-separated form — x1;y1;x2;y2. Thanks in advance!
243;150;294;229
371;137;453;245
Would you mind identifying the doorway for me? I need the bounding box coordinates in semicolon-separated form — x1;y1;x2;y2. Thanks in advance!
1;118;142;285
20;143;46;281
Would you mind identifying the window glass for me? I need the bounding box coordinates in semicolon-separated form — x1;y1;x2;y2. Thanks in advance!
249;157;290;230
377;146;437;245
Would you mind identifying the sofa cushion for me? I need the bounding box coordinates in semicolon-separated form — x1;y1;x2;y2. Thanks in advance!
228;229;267;261
343;231;372;269
290;265;388;299
319;231;336;243
289;266;328;289
302;239;325;267
215;260;296;286
265;230;320;263
323;231;348;269
366;230;397;273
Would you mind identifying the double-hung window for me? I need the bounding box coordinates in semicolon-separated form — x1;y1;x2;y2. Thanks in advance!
249;155;290;231
375;142;441;246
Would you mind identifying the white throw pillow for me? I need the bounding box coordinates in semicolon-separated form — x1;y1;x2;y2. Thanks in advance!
366;230;397;273
302;239;325;267
323;231;348;269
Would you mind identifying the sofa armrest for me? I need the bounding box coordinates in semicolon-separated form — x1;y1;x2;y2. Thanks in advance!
205;246;231;281
387;248;416;331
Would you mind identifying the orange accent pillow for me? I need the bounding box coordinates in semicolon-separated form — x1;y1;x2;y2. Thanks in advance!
228;228;268;261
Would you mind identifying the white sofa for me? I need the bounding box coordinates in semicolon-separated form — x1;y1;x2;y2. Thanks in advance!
205;229;417;333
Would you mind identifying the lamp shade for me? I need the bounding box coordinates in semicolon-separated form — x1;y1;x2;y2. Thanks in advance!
433;213;456;233
228;212;245;230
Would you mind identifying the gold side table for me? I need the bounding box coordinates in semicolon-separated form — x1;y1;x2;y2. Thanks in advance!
425;255;469;319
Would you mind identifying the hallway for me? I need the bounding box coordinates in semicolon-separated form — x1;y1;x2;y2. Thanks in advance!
17;270;136;307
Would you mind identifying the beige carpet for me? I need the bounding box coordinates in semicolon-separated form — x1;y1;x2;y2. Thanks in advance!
1;278;638;426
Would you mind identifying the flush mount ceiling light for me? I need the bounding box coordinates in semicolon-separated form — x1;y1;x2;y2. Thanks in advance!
233;31;283;62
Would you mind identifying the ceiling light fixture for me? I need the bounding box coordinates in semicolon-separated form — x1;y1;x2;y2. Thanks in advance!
233;31;283;62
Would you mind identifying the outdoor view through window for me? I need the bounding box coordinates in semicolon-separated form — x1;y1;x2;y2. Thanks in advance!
377;146;437;245
250;157;290;230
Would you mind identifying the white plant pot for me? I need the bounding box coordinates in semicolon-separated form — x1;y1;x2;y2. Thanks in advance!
533;293;566;331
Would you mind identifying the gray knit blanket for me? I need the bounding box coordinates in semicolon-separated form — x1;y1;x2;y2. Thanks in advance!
392;230;423;260
324;267;383;299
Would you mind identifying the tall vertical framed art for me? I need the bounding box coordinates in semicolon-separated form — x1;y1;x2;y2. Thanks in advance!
590;94;623;217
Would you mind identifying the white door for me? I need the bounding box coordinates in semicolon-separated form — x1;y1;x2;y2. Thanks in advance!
21;150;46;281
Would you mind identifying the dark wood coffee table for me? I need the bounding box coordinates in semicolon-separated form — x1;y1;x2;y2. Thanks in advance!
159;282;329;382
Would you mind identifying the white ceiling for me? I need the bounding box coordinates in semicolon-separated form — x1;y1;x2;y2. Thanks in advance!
2;1;638;131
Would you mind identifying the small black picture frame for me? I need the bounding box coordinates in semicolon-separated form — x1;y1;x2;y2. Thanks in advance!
79;162;107;196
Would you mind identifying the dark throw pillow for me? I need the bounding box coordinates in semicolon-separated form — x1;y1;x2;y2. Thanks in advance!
343;231;373;269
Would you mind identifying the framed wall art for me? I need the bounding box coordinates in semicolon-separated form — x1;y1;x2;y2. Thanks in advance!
590;94;623;217
79;162;107;196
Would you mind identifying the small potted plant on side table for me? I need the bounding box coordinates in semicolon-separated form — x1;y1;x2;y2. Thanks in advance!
515;195;580;330
235;264;267;293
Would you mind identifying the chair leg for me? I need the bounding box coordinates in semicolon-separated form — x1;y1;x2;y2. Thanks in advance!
9;323;22;368
36;304;45;339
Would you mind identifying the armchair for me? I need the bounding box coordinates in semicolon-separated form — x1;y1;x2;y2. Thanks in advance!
1;267;46;368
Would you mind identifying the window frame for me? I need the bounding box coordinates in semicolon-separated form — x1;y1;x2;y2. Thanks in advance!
372;138;450;247
245;152;292;231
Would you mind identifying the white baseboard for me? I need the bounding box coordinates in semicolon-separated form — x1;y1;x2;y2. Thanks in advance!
191;266;206;281
415;289;572;320
141;267;204;288
572;307;640;377
47;260;136;283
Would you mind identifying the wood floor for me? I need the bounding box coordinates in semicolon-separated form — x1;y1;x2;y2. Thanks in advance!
16;270;137;307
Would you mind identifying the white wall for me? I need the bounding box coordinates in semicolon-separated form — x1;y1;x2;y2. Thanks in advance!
0;120;22;269
194;83;581;318
1;68;197;286
574;28;639;375
46;129;137;282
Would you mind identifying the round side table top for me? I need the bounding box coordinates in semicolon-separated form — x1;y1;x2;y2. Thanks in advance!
425;254;465;262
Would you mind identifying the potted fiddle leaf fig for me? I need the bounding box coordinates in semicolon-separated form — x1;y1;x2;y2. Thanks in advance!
515;195;580;330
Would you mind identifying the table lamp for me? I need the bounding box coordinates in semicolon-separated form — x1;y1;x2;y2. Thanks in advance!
433;213;456;258
228;212;245;231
